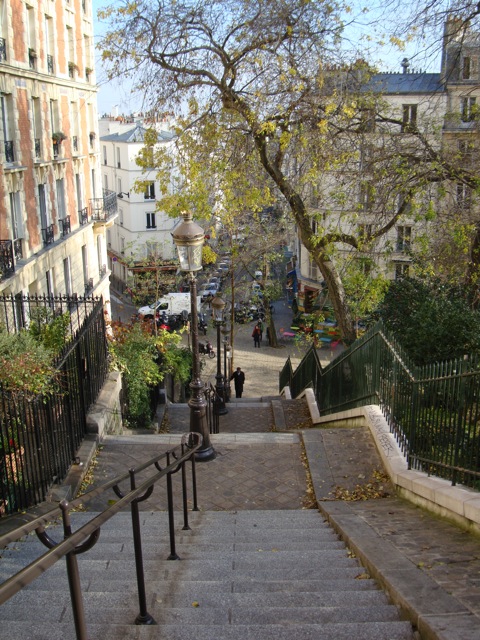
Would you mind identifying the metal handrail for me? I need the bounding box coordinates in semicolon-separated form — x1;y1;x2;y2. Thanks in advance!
206;382;221;434
0;432;202;639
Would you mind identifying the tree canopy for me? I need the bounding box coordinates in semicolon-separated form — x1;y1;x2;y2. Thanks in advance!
99;0;480;342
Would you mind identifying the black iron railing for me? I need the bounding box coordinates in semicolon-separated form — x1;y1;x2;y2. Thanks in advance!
79;206;88;226
72;135;78;152
4;140;14;163
84;278;94;295
0;37;6;61
0;433;202;640
89;189;118;222
59;215;71;237
42;223;54;246
281;322;480;489
0;240;14;280
28;48;36;69
47;54;54;74
34;137;41;158
0;296;108;514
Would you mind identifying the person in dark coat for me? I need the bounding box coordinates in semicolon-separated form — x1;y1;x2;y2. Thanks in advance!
252;324;261;348
230;367;245;398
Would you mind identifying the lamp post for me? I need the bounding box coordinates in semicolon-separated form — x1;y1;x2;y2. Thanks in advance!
171;211;215;462
221;323;231;402
211;294;228;415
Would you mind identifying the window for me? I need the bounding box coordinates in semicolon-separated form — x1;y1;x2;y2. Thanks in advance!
146;212;156;229
63;257;72;296
401;104;417;132
103;145;107;165
46;269;54;297
1;94;14;162
458;139;474;159
146;241;160;258
144;182;155;200
307;255;319;280
119;207;123;226
116;147;121;168
359;182;375;210
9;192;23;240
462;57;471;80
461;96;477;122
32;97;41;158
456;183;472;209
395;263;409;280
358;224;373;241
396;226;411;252
56;178;66;219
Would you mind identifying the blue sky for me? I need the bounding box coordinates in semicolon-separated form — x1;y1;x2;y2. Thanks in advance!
91;1;441;116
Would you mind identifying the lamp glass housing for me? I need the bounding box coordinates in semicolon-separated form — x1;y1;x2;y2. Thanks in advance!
172;212;205;272
211;295;226;322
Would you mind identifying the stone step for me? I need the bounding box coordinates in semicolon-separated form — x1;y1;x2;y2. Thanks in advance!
0;621;415;640
0;509;414;640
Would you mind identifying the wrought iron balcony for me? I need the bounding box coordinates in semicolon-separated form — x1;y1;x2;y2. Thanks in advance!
13;238;23;261
72;135;78;152
34;138;41;159
52;141;59;158
41;224;54;246
59;216;71;237
0;38;6;62
0;240;14;281
47;54;54;74
4;140;14;163
89;189;118;223
99;264;107;278
79;206;89;226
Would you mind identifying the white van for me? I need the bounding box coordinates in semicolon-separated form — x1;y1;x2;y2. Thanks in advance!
137;292;200;319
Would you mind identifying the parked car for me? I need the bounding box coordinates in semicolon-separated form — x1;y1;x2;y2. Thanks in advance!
217;262;230;273
200;284;219;301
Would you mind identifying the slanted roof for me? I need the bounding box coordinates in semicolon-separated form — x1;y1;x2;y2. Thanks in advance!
100;125;175;143
365;72;444;95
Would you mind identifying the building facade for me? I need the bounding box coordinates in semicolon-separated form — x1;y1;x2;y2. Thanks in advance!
0;0;116;322
99;116;178;295
293;19;480;314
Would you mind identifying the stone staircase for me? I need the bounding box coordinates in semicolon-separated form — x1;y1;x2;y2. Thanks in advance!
0;509;414;640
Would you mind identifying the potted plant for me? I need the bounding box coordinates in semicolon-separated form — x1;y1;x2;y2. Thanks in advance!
85;66;93;79
52;131;67;144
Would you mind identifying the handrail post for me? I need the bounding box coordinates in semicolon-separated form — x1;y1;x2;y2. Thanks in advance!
60;501;89;640
190;455;199;512
181;460;191;530
166;452;179;560
128;469;156;625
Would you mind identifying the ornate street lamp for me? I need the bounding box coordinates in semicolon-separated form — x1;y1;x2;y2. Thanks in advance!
171;211;215;461
211;294;228;415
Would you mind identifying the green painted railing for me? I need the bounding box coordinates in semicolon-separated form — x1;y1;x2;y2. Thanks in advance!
280;322;480;489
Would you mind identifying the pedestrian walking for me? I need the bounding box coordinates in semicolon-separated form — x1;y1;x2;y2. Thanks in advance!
252;324;261;348
230;367;245;398
257;320;264;342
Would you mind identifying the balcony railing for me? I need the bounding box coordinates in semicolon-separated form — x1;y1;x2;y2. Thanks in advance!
72;135;78;152
47;54;54;74
4;140;14;163
99;263;107;278
79;206;89;226
41;224;54;246
59;216;71;237
52;141;59;158
34;138;41;159
89;189;118;223
0;240;14;281
0;38;6;62
13;238;23;261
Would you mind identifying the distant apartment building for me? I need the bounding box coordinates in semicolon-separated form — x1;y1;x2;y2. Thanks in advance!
0;0;116;322
99;115;178;293
293;19;480;313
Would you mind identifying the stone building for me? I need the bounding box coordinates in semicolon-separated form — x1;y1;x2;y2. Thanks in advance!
0;0;116;323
